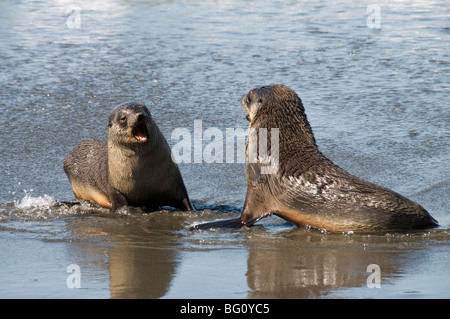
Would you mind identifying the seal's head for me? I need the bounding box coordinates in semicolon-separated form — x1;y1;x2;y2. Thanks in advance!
108;103;152;146
241;84;304;123
241;84;316;150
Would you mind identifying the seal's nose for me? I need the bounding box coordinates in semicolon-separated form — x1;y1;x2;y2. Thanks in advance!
136;113;145;122
244;89;257;105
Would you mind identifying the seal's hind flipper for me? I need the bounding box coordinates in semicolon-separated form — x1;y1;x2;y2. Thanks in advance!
190;218;245;231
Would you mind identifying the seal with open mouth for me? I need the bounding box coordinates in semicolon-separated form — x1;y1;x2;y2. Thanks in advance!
64;102;193;212
195;85;438;233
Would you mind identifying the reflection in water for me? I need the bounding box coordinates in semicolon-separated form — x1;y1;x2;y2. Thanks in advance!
65;208;190;298
109;240;176;298
244;226;442;298
49;205;450;299
247;245;375;298
0;201;448;298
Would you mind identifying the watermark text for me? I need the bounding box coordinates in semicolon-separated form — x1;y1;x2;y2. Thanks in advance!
170;120;279;174
367;4;381;29
66;4;81;29
66;264;81;288
366;264;381;288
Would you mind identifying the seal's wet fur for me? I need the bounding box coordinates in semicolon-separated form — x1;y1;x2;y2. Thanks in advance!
195;85;438;233
64;103;192;212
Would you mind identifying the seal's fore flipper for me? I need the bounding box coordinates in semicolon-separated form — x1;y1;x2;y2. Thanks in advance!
190;218;244;231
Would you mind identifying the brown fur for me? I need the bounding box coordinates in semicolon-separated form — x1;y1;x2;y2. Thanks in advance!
64;103;193;212
194;85;438;233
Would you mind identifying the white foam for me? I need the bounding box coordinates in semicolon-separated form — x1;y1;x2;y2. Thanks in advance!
16;194;56;209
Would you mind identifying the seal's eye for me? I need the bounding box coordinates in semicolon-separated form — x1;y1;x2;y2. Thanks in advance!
258;98;263;103
119;116;127;126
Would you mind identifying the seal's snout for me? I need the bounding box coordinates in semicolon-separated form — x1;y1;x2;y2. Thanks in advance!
131;112;149;143
241;93;250;108
136;113;144;123
242;89;257;122
246;89;257;104
242;95;252;122
243;86;273;122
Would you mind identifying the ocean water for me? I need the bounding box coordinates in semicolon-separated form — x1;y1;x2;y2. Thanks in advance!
0;0;448;299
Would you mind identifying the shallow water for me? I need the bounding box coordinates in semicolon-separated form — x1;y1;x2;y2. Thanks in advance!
0;0;449;299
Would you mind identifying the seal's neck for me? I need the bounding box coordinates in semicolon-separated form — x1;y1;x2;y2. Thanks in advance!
252;101;318;150
106;124;173;189
249;101;324;177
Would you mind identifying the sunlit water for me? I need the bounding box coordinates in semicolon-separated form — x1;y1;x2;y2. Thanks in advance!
0;0;448;298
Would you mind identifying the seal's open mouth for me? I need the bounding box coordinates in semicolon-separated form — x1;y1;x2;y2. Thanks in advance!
132;122;149;143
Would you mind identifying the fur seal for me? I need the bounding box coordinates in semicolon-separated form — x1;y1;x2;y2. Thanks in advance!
196;85;438;233
64;102;193;212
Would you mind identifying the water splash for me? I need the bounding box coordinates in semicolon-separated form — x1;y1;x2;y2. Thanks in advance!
15;194;56;209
